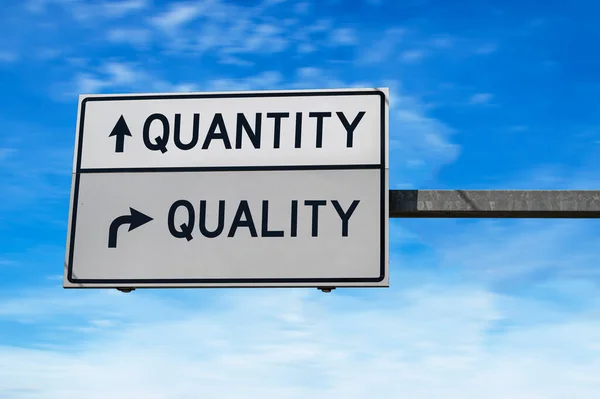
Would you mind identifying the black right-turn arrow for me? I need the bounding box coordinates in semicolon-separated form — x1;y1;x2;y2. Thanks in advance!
108;207;153;248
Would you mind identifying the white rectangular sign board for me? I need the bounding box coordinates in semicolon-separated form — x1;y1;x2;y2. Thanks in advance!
64;88;389;288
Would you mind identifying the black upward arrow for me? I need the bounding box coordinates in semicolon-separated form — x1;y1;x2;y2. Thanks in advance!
108;207;153;248
109;115;132;153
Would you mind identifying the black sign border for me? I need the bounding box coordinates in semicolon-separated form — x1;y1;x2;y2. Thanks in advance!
67;90;387;286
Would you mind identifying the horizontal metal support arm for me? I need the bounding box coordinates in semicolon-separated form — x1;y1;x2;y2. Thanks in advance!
389;190;600;218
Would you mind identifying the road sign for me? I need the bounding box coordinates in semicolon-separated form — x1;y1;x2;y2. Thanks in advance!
64;88;389;288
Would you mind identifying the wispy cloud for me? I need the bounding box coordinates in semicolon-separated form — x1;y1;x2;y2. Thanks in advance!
0;139;71;226
0;51;18;63
144;1;302;59
261;0;288;6
329;27;358;46
430;218;600;287
207;71;284;91
106;28;152;48
360;27;405;64
34;48;63;61
102;0;148;18
469;92;494;104
150;2;204;31
0;283;599;397
218;54;254;67
294;1;310;14
401;49;427;63
67;62;148;94
388;81;460;176
0;259;17;267
226;23;289;54
0;148;16;161
476;43;498;55
430;34;454;48
24;0;46;13
28;0;149;21
509;125;528;132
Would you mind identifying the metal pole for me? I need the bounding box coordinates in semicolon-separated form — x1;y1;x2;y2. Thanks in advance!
389;190;600;218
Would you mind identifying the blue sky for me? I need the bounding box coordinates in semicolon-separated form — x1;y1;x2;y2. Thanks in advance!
1;0;600;397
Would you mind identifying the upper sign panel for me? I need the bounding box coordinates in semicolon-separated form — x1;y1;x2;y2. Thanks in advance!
76;89;387;170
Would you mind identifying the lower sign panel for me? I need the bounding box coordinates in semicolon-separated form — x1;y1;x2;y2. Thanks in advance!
64;169;388;287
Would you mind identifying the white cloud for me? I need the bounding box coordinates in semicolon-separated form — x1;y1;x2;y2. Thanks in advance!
102;0;148;18
35;48;63;60
469;92;493;104
297;43;316;53
0;120;74;217
104;62;142;83
430;35;454;48
529;17;546;29
262;0;287;5
218;54;254;66
64;61;280;97
150;2;206;31
290;20;332;49
401;49;427;63
294;1;310;14
494;161;600;191
360;27;405;64
25;0;46;13
207;71;283;91
429;219;600;285
65;62;150;95
30;0;148;21
65;57;88;68
228;23;289;54
1;281;599;398
329;28;358;46
476;43;497;55
77;69;124;92
0;51;18;63
509;125;528;132
289;67;347;89
107;28;152;48
395;105;459;164
153;81;200;92
388;81;460;174
296;67;322;80
66;1;347;59
143;1;295;57
0;148;16;161
303;19;332;34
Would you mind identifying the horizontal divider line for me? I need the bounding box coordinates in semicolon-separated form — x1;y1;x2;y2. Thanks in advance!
77;164;386;174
